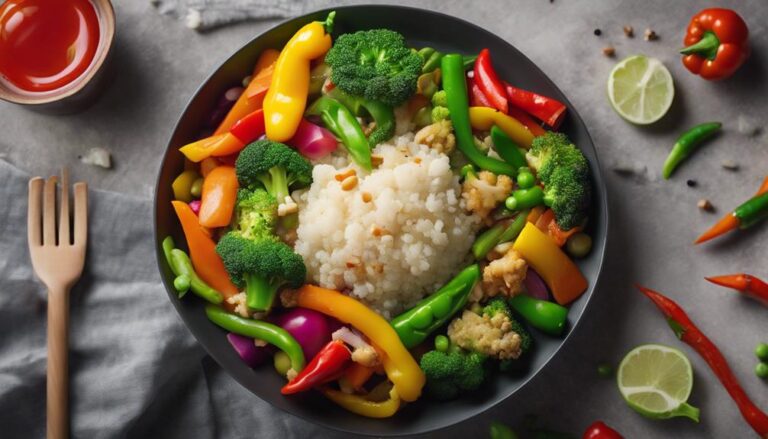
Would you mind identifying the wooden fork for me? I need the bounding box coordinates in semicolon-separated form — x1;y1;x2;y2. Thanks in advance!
28;169;88;439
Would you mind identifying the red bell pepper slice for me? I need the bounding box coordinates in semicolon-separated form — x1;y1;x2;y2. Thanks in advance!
229;109;266;144
469;76;493;108
638;285;768;437
505;82;567;129
281;340;351;395
474;49;508;113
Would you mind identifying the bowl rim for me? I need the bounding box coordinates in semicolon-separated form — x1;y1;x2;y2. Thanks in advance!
154;4;610;436
0;0;116;105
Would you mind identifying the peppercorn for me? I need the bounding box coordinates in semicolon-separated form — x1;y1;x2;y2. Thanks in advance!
594;28;602;36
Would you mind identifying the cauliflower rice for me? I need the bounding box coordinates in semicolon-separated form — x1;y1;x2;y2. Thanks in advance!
294;134;481;317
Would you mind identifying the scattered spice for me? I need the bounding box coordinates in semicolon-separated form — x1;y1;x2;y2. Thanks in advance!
602;46;616;57
686;179;697;187
721;160;739;171
644;28;658;41
623;25;634;38
593;28;602;36
698;199;714;212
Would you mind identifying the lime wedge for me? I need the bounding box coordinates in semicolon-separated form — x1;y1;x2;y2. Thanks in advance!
617;344;700;422
607;55;674;125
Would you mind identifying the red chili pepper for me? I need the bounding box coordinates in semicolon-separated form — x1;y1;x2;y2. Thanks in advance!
474;49;508;113
706;273;768;305
680;8;750;81
582;421;623;439
229;109;266;144
637;285;768;438
504;82;567;129
281;340;351;395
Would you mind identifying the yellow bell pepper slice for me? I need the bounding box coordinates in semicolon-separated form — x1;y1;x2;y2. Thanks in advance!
469;106;535;149
263;13;334;142
294;285;425;402
320;387;400;418
513;222;587;305
171;170;201;203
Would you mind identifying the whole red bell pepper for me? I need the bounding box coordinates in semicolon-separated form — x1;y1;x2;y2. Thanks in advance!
680;8;750;80
504;82;567;129
582;421;623;439
706;273;768;305
637;285;768;438
229;109;266;144
281;340;351;395
474;49;508;113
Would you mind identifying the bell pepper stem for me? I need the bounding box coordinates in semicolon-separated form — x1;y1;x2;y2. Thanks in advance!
680;31;720;60
322;11;336;34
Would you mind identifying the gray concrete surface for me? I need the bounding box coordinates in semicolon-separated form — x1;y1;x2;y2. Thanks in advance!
2;0;767;437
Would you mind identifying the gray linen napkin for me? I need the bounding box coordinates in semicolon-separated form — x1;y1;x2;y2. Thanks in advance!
152;0;344;30
0;160;345;438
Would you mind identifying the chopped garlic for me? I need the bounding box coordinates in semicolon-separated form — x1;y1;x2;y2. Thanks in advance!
80;147;112;169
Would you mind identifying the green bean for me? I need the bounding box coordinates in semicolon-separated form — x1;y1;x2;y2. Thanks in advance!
174;274;191;296
506;187;545;211
498;211;530;243
472;223;505;259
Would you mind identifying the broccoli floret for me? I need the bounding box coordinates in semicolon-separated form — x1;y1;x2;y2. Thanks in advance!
231;188;278;242
431;105;450;122
526;132;591;230
325;29;423;107
483;298;532;354
419;349;487;400
215;233;306;313
431;90;447;107
235;140;313;203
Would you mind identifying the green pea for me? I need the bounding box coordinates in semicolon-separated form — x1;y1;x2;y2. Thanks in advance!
756;343;768;361
516;170;535;189
273;351;292;377
597;362;613;378
566;233;592;258
756;362;768;379
429;294;454;320
435;335;449;352
505;196;518;211
190;178;204;199
409;306;434;330
174;274;191;294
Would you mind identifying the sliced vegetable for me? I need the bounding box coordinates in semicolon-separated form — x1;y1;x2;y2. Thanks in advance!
491;125;527;169
306;96;371;170
198;165;239;228
264;12;334;141
506;186;545;211
293;285;425;402
706;273;768;305
200;157;218;177
523;267;549;301
680;8;750;81
162;236;223;304
662;122;721;179
282;340;351;394
206;305;306;376
504;82;567;129
172;170;201;202
469;106;535;150
638;285;768;437
513;223;588;305
339;362;376;393
327;88;396;147
320;386;400;418
441;53;516;176
171;201;239;299
474;49;508;113
272;308;332;360
508;294;568;336
391;265;481;348
227;332;269;368
179;133;245;163
229;109;266;144
288;119;338;160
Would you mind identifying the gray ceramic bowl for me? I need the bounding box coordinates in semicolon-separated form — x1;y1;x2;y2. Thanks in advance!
155;5;608;436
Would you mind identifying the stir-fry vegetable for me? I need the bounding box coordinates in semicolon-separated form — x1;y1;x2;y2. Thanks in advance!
391;265;481;349
474;49;508;113
215;49;278;135
282;340;351;394
490;125;527;169
327;88;396;147
468;106;535;150
508;294;568;336
306;96;372;170
662;122;721;179
172;170;201;203
287;119;338;160
198;165;239;228
505;82;567;129
161;236;223;304
264;12;335;141
320;386;401;418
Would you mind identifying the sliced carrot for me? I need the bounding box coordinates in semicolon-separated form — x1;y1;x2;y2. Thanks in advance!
214;50;277;135
172;201;239;299
198;166;239;228
548;220;581;247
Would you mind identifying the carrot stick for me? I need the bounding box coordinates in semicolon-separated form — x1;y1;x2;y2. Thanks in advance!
534;209;555;232
198;166;239;228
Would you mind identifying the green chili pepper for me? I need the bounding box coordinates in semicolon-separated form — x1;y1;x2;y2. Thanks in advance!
662;122;722;179
441;54;517;176
505;186;545;211
491;125;527;169
391;265;481;348
161;236;223;304
734;192;768;228
206;305;306;373
508;294;568;336
307;96;372;170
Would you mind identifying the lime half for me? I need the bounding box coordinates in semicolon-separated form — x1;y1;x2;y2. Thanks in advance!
617;344;700;422
607;55;674;125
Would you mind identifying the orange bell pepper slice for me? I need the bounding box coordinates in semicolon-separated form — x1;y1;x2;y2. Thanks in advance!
200;157;219;178
198;166;238;228
171;201;239;300
513;222;587;305
214;49;278;135
179;132;245;163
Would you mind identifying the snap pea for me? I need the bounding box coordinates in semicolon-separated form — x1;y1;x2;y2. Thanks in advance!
662;121;722;179
306;96;372;170
206;305;305;373
173;274;191;296
491;125;528;169
472;224;506;259
505;186;545;211
417;47;478;73
391;265;480;348
161;236;223;304
508;294;568;336
497;211;530;243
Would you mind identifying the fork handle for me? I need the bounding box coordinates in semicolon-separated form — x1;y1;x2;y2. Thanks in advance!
47;285;69;439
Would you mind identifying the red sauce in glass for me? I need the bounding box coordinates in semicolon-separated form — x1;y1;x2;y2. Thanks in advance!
0;0;101;92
